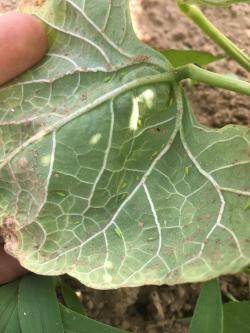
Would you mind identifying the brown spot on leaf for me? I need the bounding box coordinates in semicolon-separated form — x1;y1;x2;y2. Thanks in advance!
18;157;29;169
2;216;16;230
203;238;209;245
212;253;221;264
163;247;174;256
0;217;18;255
138;222;144;228
131;55;150;63
80;93;87;101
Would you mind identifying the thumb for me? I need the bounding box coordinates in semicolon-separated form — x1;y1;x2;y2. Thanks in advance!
0;12;48;85
0;242;28;284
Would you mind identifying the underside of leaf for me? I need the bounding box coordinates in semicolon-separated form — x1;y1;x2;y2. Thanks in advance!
0;0;249;289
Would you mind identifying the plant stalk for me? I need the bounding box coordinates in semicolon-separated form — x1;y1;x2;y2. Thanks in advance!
175;64;250;95
177;0;250;72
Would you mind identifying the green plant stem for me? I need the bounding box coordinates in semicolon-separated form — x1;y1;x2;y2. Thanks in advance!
175;64;250;95
177;0;250;72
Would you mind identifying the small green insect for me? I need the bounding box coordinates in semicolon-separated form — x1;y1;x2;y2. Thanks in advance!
121;182;127;190
73;220;81;225
185;166;191;175
115;226;122;238
137;118;142;128
151;151;158;160
244;199;250;210
56;191;66;197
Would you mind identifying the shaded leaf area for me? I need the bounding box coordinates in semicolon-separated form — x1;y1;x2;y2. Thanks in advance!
0;0;249;288
59;278;86;314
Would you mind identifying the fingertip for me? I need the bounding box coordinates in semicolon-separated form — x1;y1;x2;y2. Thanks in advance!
0;243;28;285
0;12;48;85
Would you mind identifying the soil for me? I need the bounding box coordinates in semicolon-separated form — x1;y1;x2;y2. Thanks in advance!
1;0;250;332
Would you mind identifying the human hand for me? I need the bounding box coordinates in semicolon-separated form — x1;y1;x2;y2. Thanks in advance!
0;12;48;284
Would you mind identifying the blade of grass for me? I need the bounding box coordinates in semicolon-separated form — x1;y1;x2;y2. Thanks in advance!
60;304;130;333
189;279;223;333
4;306;21;333
224;301;250;333
0;281;19;333
60;279;85;315
18;275;64;333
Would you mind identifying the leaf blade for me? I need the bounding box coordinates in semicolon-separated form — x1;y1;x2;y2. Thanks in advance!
60;280;85;315
0;281;19;333
224;301;250;333
0;0;249;289
61;304;130;333
18;275;64;333
189;279;223;333
160;49;222;67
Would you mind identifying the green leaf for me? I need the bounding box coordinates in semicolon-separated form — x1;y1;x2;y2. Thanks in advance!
161;49;222;67
224;301;250;333
0;281;20;333
60;280;85;315
4;307;21;333
0;0;249;289
61;304;130;333
189;279;223;333
18;275;64;333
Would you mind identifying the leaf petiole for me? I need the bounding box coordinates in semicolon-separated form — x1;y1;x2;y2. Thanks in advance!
176;0;250;71
175;64;250;95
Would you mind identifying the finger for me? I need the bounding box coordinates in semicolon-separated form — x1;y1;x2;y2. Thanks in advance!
0;12;48;85
0;243;28;285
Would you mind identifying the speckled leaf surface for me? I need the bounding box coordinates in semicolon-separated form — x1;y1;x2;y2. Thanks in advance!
0;0;249;289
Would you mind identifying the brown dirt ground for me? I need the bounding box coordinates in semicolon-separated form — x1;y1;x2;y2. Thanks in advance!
1;0;250;332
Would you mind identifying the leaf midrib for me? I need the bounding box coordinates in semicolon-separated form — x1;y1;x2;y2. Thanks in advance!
0;71;176;171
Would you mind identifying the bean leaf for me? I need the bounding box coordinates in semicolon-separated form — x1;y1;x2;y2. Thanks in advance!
0;0;249;289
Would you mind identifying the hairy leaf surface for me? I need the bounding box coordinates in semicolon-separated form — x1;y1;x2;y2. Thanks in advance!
0;0;249;289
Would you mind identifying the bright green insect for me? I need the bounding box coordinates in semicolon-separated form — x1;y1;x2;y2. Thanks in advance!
185;166;191;175
244;199;250;210
115;226;122;238
56;192;66;197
